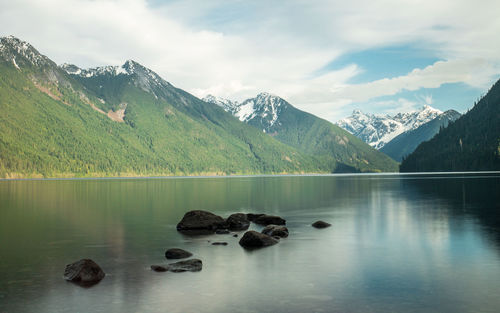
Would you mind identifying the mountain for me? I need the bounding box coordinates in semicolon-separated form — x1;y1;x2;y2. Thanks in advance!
400;79;500;172
380;110;461;161
203;93;398;173
337;106;443;149
0;36;328;178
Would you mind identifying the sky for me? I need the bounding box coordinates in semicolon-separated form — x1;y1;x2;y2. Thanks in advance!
1;0;499;121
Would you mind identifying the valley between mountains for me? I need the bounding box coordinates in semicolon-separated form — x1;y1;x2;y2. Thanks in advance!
1;36;498;178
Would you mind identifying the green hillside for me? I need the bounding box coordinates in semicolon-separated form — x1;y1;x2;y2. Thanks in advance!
400;79;500;172
0;37;325;178
381;110;461;162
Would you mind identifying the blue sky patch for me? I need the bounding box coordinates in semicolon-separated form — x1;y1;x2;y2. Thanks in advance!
313;45;441;84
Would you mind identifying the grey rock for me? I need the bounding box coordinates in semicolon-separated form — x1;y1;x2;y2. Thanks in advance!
215;229;230;234
246;213;264;222
165;248;193;259
239;230;279;249
212;242;228;246
226;213;250;231
253;215;286;226
262;225;289;238
151;265;168;272
166;259;203;272
63;259;105;284
176;210;226;233
312;221;331;228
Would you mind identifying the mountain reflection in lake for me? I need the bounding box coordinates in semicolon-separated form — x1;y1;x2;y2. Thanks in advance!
0;174;499;313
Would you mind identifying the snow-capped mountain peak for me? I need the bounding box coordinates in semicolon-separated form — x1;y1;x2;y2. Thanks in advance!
202;95;239;114
337;106;443;149
60;60;171;99
204;92;289;132
0;35;53;67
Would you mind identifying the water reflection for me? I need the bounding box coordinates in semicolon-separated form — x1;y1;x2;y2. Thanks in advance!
0;174;499;312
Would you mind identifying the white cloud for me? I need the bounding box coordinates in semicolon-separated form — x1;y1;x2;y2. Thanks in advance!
0;0;499;122
332;59;497;103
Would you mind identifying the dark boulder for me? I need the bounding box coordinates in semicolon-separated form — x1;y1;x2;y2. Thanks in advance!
165;248;193;259
312;221;331;229
262;225;289;238
246;213;264;222
212;242;228;246
151;265;168;272
63;259;105;284
239;230;279;249
226;213;250;231
166;259;203;272
253;215;286;226
176;210;226;233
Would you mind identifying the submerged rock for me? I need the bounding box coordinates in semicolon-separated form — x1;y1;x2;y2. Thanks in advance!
165;248;193;259
262;225;289;238
239;230;279;249
212;242;228;246
151;265;168;272
176;210;226;233
166;259;203;272
253;215;286;226
312;221;331;229
215;229;230;234
63;259;105;285
226;213;250;231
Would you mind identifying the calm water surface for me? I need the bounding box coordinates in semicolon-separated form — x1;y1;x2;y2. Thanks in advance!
0;174;499;313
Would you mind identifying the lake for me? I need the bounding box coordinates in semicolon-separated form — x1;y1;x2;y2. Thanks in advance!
1;173;499;313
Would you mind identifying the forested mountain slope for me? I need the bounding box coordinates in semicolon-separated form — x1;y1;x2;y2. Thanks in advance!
400;79;500;172
0;36;324;178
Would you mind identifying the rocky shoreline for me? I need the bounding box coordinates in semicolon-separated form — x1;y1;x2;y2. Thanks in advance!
64;210;331;286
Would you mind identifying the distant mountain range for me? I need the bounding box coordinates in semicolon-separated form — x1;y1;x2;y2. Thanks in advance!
0;36;397;178
337;106;443;149
203;93;397;173
380;110;461;161
400;79;500;172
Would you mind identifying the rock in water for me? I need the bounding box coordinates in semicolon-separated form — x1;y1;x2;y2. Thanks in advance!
63;259;105;284
262;225;289;238
151;265;168;272
246;213;264;222
239;230;279;249
215;229;230;234
312;221;331;228
226;213;250;231
176;210;226;233
166;259;203;272
212;242;228;246
165;248;193;259
253;215;286;226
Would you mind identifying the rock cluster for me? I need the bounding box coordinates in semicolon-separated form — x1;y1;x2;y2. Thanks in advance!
65;210;331;286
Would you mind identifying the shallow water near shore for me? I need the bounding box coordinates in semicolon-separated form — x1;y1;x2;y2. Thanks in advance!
1;173;499;313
